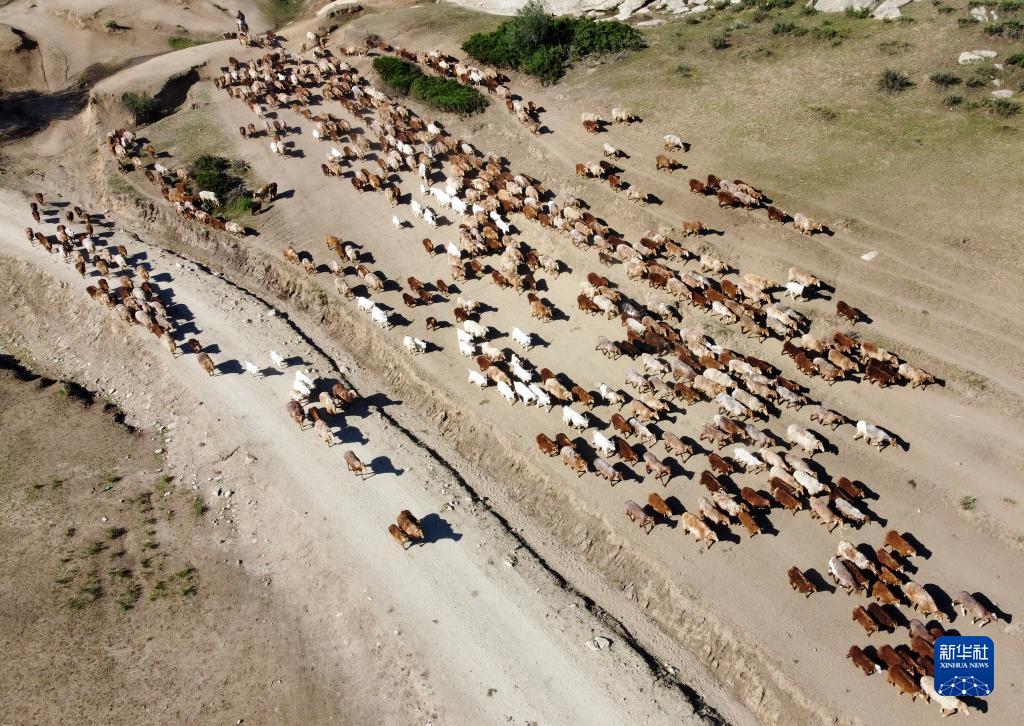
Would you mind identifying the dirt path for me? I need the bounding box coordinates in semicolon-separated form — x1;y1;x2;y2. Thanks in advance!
0;188;736;725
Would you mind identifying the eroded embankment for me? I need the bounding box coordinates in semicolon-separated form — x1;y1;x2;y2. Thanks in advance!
95;183;845;726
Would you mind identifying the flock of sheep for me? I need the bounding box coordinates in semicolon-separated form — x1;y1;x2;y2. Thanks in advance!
92;27;1003;717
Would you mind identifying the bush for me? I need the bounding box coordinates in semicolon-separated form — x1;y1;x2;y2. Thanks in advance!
411;75;490;114
1000;0;1023;10
965;76;986;88
930;72;962;87
372;54;422;94
461;0;644;84
985;20;1024;38
373;55;489;113
877;68;915;93
988;98;1022;116
772;21;806;35
711;34;731;49
121;91;158;124
1007;51;1024;67
168;36;201;50
944;94;964;107
845;7;871;18
675;63;696;78
812;24;847;44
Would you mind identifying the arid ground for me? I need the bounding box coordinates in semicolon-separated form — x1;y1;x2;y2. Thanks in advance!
1;1;1022;724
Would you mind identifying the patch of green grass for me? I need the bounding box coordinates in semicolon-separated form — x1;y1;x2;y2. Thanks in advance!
675;63;696;78
960;495;978;510
1007;52;1024;68
117;581;142;611
878;68;915;93
174;564;198;596
262;0;304;27
191;494;207;521
878;39;911;55
67;572;102;610
84;540;107;556
53;382;71;400
156;475;174;497
845;7;871;18
133;492;153;514
150;579;170;600
105;526;127;540
168;36;201;50
809;104;839;121
711;34;731;50
54;569;77;586
945;94;964;107
109;566;132;579
64;526;77;538
101;471;121;486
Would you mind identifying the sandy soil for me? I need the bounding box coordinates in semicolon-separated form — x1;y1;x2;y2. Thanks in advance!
2;2;1023;724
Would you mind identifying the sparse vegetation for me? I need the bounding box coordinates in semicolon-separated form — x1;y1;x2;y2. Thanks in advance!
711;34;731;50
262;0;304;27
985;20;1024;39
809;105;839;121
121;91;159;124
461;0;645;84
187;155;256;220
372;56;489;114
878;39;911;55
960;495;978;510
772;21;806;35
191;494;207;521
878;68;915;93
845;7;871;18
944;94;964;107
116;581;142;611
1007;52;1024;68
105;526;127;540
985;97;1021;116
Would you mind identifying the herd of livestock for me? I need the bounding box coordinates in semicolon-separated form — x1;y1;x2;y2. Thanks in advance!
73;26;1005;717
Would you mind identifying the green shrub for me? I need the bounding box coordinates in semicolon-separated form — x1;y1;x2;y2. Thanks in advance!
168;36;201;50
1000;0;1023;10
937;4;955;12
521;45;569;84
372;54;422;94
461;0;644;84
772;21;807;35
944;94;963;107
965;77;985;87
121;91;158;124
987;97;1021;116
878;68;915;93
845;7;871;18
813;23;847;44
711;34;731;49
411;75;490;114
675;63;696;78
800;5;819;14
373;55;489;113
985;20;1024;38
1007;52;1024;67
749;0;795;9
930;72;962;87
752;9;770;23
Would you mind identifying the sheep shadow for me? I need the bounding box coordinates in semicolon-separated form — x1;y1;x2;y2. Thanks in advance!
973;592;1012;624
804;568;837;595
368;455;404;478
217;359;243;376
419;513;462;544
925;584;957;622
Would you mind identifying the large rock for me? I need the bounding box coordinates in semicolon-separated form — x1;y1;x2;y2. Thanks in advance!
991;89;1015;99
812;0;874;12
958;49;998;64
872;0;910;18
616;0;653;18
